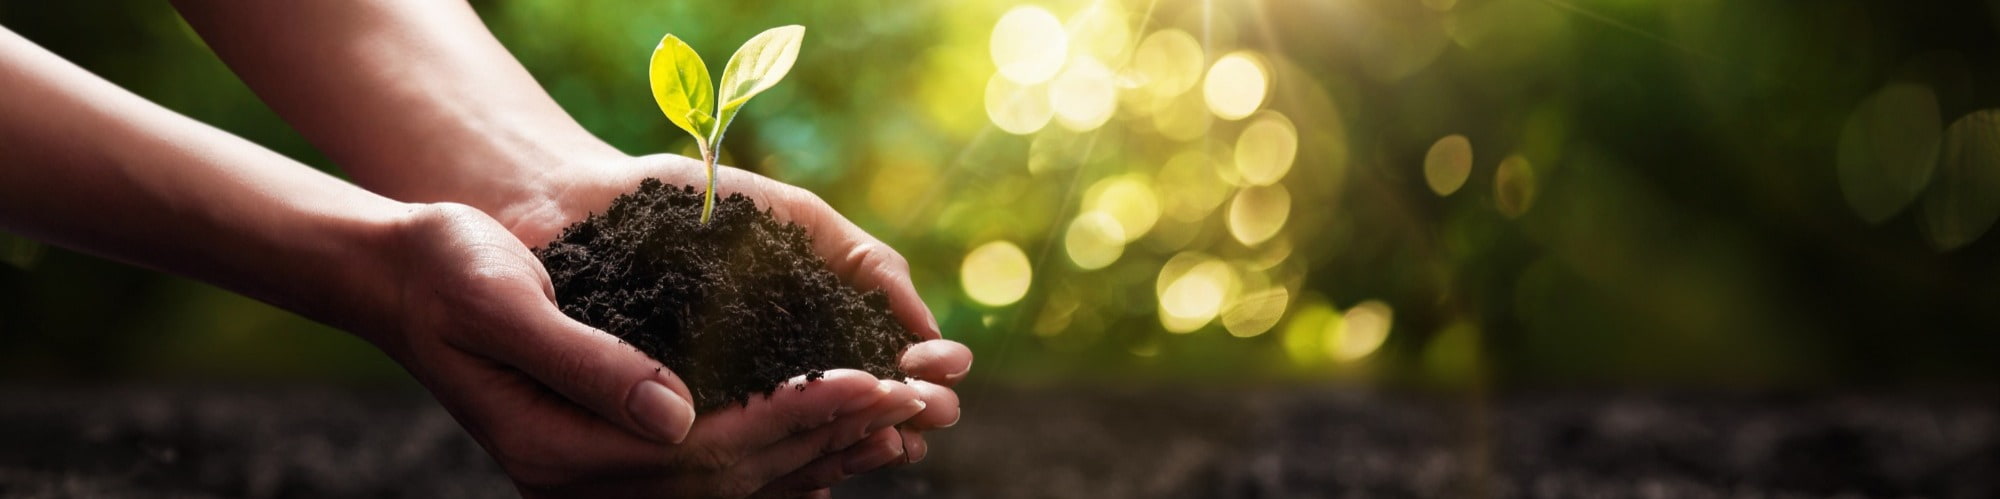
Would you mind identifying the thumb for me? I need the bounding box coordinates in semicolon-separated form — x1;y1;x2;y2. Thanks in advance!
469;298;698;444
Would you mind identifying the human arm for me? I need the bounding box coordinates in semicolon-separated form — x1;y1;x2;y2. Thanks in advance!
0;25;929;498
171;0;972;486
0;25;406;335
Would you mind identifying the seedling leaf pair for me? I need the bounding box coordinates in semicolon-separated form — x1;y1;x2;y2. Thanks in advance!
649;25;806;223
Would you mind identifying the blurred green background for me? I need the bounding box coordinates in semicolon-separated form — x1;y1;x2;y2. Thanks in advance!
3;0;1998;391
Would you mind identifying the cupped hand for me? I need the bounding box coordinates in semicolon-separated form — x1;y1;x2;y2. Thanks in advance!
495;154;974;493
371;203;950;497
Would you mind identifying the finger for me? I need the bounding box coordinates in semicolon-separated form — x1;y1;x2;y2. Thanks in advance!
816;231;938;341
899;340;972;386
733;382;924;487
897;426;928;465
901;379;960;430
750;430;903;498
453;294;696;445
675;370;895;463
426;353;678;481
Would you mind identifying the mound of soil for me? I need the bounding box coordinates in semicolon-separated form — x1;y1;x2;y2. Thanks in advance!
534;179;917;411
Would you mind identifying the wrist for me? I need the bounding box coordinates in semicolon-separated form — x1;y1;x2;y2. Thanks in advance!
263;196;420;345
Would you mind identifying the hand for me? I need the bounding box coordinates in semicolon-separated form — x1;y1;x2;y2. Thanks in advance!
158;1;969;493
371;203;943;498
494;154;975;494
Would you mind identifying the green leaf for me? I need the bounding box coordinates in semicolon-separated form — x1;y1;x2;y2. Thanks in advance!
650;34;716;147
685;108;715;139
712;25;805;145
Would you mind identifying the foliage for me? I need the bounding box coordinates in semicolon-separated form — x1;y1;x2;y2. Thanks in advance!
651;25;806;223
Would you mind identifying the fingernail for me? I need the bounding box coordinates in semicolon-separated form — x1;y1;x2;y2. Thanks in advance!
842;434;904;474
940;411;961;428
869;399;926;431
946;357;972;383
904;431;929;464
925;313;942;339
627;379;694;444
839;380;895;416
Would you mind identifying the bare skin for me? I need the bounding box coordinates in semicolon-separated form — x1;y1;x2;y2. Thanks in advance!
4;0;972;495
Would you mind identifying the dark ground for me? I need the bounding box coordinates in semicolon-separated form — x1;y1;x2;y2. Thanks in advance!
0;383;1993;498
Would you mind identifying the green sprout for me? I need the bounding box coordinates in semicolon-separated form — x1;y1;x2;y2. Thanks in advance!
650;25;806;224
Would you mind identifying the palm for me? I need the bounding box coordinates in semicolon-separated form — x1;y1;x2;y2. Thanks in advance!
380;203;952;497
481;155;971;494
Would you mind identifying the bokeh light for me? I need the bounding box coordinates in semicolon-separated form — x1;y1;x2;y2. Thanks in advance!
1084;174;1161;242
1425;134;1473;196
1233;111;1299;186
1065;0;1131;62
1156;150;1231;222
1152;88;1213;141
1158;257;1237;334
1282;299;1337;366
1836;83;1940;224
1327;300;1393;362
984;73;1052;134
989;6;1068;85
1494;154;1536;217
1228;184;1291;246
1049;55;1118;131
1064;211;1127;270
1244;236;1294;271
1421;321;1480;384
1222;286;1290;338
961;241;1032;307
1031;287;1080;338
1920;109;2000;251
1130;29;1205;99
1203;51;1269;120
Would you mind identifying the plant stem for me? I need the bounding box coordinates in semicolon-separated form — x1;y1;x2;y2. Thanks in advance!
699;147;717;224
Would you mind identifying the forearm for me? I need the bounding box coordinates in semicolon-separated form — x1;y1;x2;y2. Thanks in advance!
171;0;623;218
0;27;408;334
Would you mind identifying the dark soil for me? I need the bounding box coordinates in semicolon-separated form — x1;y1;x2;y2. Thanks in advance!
4;384;1995;498
533;179;917;411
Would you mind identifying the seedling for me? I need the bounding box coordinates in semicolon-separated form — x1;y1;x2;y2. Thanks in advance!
650;25;806;224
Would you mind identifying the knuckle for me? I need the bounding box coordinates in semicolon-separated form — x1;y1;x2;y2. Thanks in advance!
866;244;912;275
841;241;908;285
